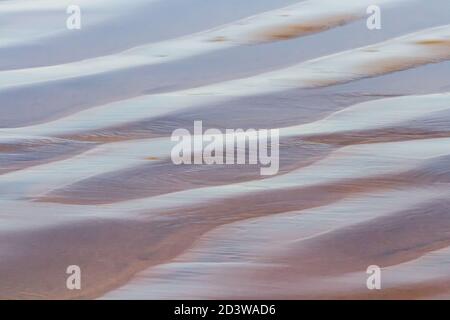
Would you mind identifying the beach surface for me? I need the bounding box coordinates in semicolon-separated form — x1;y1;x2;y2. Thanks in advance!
1;0;450;299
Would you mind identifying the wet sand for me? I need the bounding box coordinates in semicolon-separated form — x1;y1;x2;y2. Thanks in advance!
1;0;450;300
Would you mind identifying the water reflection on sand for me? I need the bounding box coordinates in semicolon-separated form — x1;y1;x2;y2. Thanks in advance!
1;0;450;299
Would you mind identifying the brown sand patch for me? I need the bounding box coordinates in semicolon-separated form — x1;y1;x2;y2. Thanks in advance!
36;140;333;205
276;199;450;276
254;14;358;42
303;128;450;146
356;42;450;78
216;199;450;299
36;128;450;207
224;276;450;300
